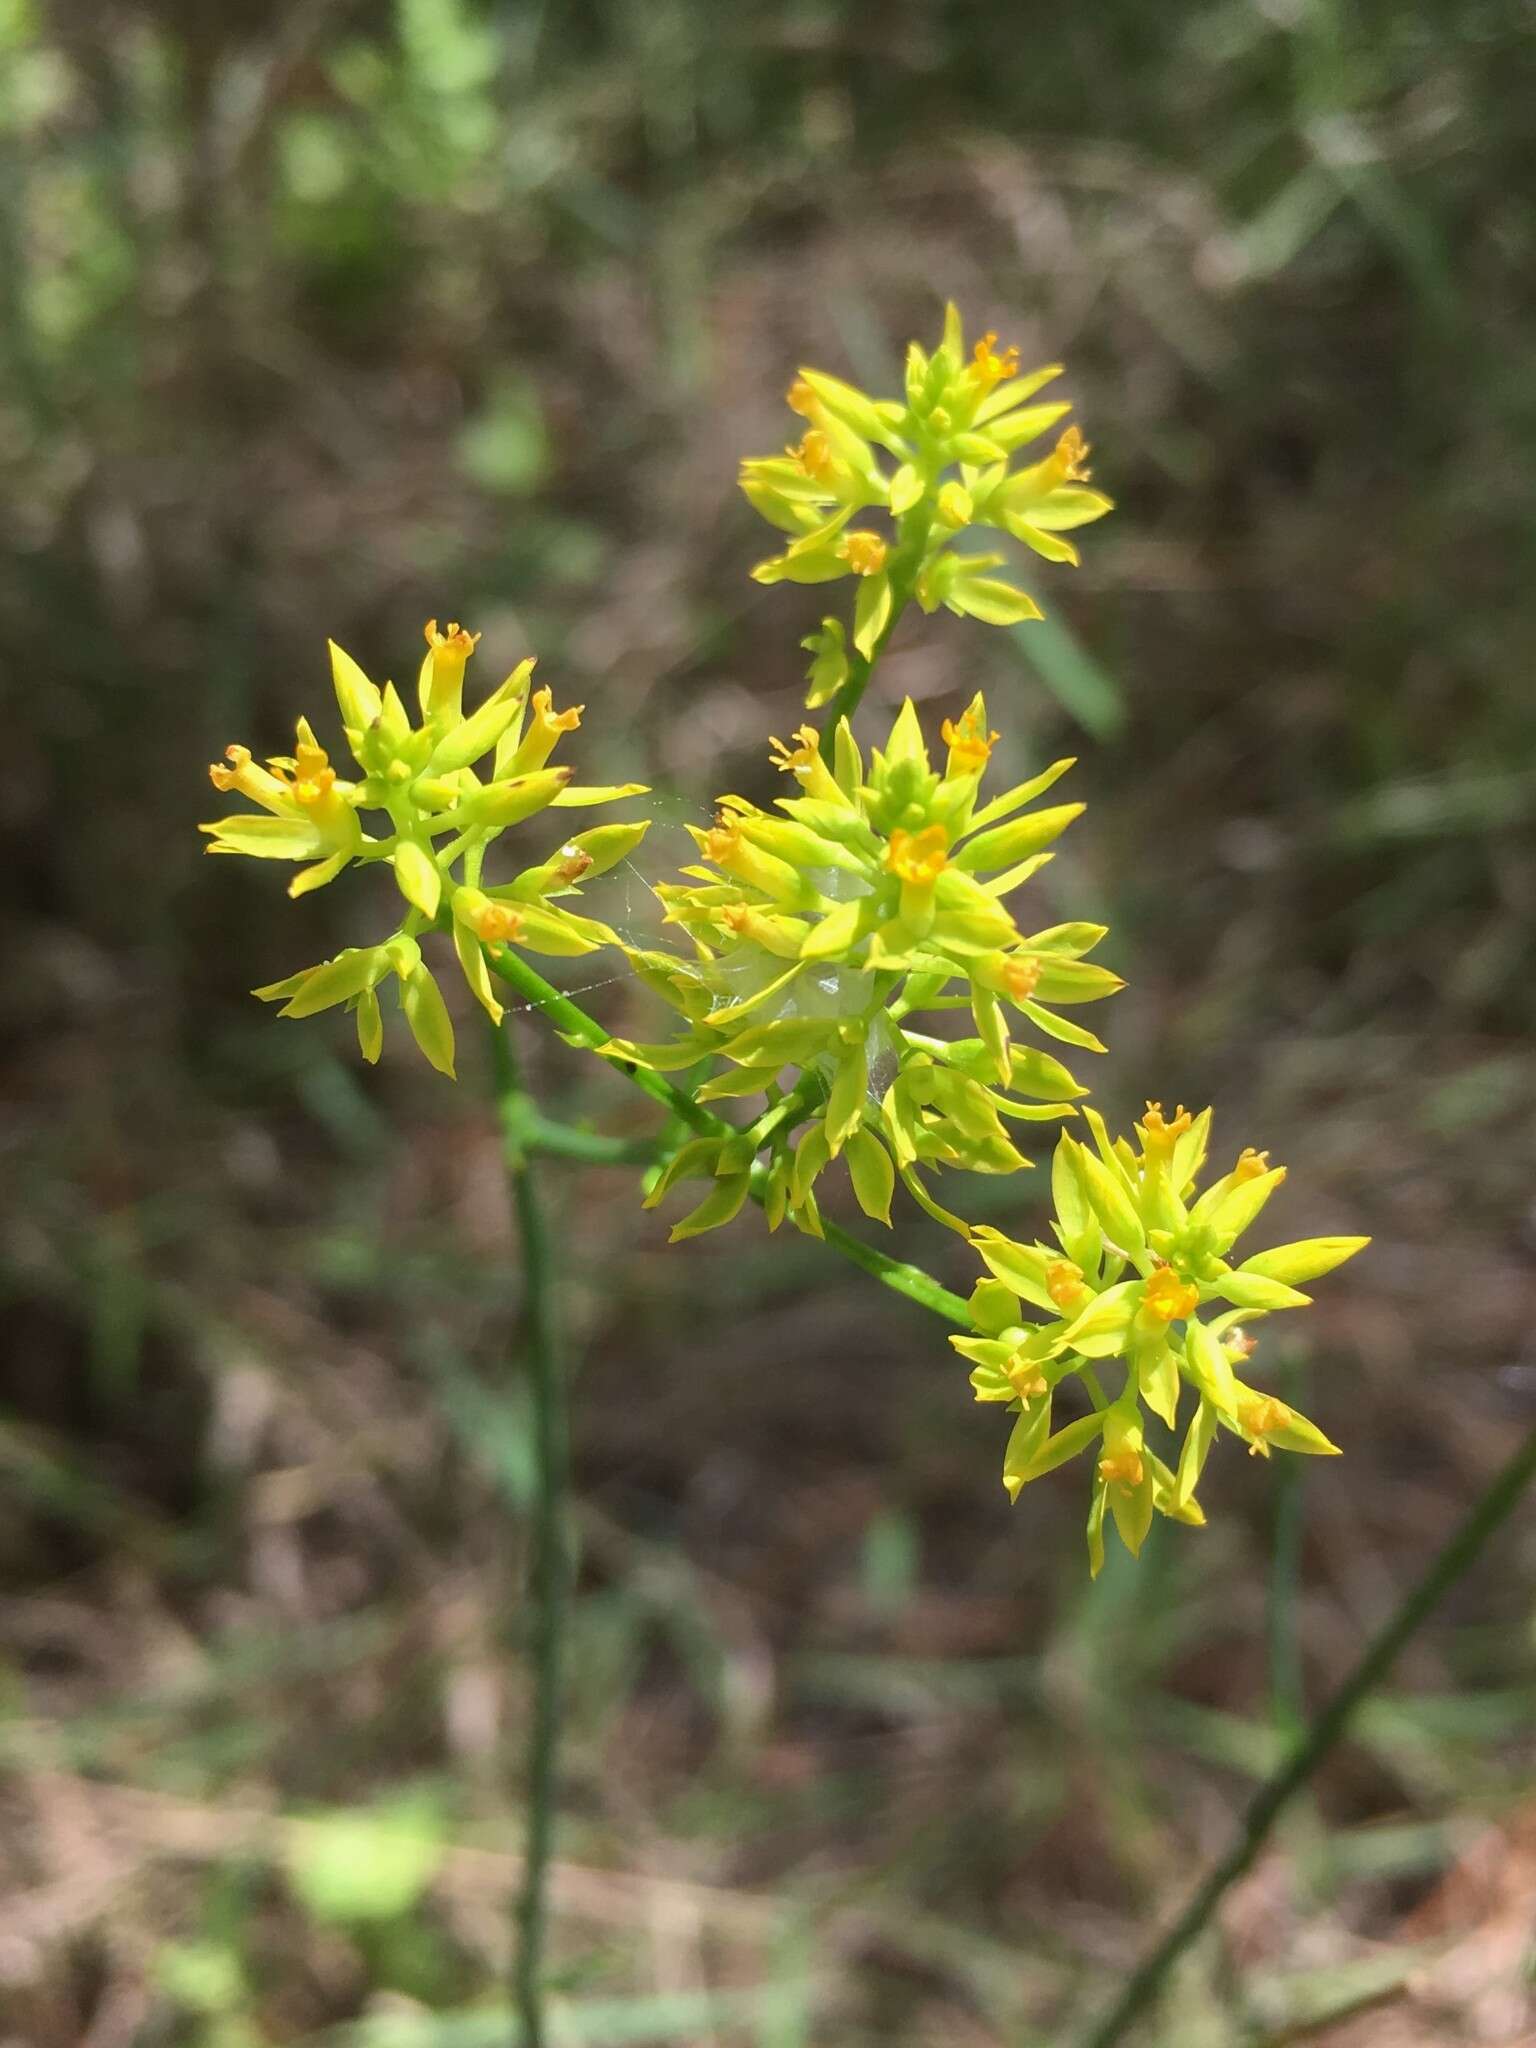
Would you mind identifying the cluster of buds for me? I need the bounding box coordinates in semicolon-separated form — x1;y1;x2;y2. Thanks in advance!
202;624;649;1076
952;1106;1368;1572
616;696;1121;1239
739;303;1113;701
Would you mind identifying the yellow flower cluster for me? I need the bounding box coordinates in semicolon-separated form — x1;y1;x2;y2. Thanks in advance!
956;1107;1367;1571
201;305;1367;1563
740;304;1113;702
202;624;649;1075
620;695;1119;1239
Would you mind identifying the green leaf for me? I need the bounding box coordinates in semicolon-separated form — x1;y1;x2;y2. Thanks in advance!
1241;1236;1370;1286
824;1039;869;1153
970;1227;1058;1314
844;1127;894;1225
668;1172;752;1240
1214;1270;1312;1312
888;462;924;515
254;946;384;1019
948;573;1042;627
1075;1144;1146;1253
201;814;323;860
1175;1396;1219;1510
955;802;1084;874
852;571;893;659
392;839;442;918
401;964;456;1077
1058;1279;1139;1357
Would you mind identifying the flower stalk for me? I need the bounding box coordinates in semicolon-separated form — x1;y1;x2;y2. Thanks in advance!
489;1014;568;2048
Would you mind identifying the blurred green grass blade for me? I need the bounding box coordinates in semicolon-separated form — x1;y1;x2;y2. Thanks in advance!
1229;165;1343;281
311;1980;816;2046
1006;610;1125;739
1328;767;1536;844
1245;1945;1437;2042
1267;1353;1308;1745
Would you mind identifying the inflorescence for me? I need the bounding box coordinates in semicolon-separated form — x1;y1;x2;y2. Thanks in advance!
202;304;1366;1570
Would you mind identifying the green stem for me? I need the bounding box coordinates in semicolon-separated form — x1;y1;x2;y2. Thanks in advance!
818;503;934;747
489;1016;568;2048
521;1117;659;1166
814;1209;971;1327
1078;1418;1536;2048
483;944;970;1325
483;944;718;1135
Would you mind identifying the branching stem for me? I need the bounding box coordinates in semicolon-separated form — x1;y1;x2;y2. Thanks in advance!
483;944;971;1327
1078;1418;1536;2048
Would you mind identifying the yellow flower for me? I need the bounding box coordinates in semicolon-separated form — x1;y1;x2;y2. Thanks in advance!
999;954;1040;1002
1139;1100;1194;1164
1097;1447;1145;1491
839;530;888;577
208;743;282;805
791;430;838;480
768;727;821;779
940;709;999;776
468;899;526;944
421;618;481;718
886;824;949;885
289;723;337;806
1237;1393;1292;1456
1046;1258;1087;1309
704;815;742;865
969;331;1021;395
1140;1266;1201;1324
1046;425;1092;485
1008;1359;1049;1399
509;687;583;773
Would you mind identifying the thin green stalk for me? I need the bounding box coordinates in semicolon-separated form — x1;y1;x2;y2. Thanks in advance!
818;503;934;745
489;1015;568;2048
1078;1418;1536;2048
815;1210;971;1327
818;605;902;743
482;944;969;1326
515;1107;659;1166
484;944;718;1135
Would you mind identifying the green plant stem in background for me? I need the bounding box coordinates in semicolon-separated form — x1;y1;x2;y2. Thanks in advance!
489;1016;569;2048
1079;1417;1536;2048
483;945;971;1326
1267;1353;1307;1742
513;1106;659;1167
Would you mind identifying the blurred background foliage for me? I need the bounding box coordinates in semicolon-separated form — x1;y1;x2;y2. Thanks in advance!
2;0;1534;2042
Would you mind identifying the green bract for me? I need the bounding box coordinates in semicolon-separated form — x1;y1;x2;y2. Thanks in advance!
617;696;1121;1240
952;1106;1368;1574
202;623;649;1077
740;302;1113;698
